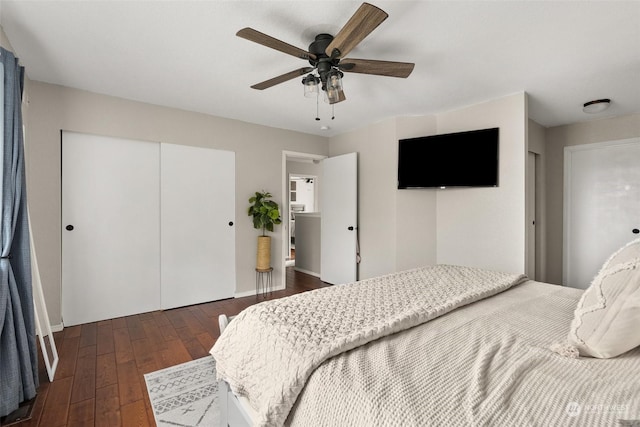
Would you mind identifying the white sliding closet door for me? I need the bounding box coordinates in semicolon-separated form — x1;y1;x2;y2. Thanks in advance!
160;144;235;309
62;132;160;326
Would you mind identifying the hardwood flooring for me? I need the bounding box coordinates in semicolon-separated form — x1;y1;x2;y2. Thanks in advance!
11;268;327;427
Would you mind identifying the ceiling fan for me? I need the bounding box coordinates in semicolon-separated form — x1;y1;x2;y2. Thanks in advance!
236;2;415;105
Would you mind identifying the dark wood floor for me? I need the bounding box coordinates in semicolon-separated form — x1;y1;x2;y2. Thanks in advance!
11;268;327;427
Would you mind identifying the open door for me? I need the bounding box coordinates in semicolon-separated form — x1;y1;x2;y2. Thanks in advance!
321;152;358;284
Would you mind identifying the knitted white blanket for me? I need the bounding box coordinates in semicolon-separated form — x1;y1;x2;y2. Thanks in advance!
210;265;526;426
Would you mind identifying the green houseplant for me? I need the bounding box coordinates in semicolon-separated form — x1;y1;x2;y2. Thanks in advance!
248;191;282;270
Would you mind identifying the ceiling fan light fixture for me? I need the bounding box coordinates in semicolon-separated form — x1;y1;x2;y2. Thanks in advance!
326;87;340;104
327;69;343;92
583;98;611;114
302;74;320;98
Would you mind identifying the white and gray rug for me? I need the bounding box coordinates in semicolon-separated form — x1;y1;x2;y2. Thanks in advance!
144;356;219;427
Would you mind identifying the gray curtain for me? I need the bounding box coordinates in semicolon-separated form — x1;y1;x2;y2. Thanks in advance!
0;47;38;417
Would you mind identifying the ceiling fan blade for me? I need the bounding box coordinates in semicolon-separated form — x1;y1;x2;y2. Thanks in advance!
329;89;347;105
237;28;316;60
251;67;315;90
339;58;415;78
325;3;388;59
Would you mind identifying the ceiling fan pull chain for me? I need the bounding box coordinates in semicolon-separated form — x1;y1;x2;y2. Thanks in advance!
332;104;335;120
315;93;320;121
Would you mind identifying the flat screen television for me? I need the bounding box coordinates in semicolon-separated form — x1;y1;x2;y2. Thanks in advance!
397;127;499;189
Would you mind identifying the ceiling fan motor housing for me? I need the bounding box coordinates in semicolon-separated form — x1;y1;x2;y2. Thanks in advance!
308;34;334;60
309;34;340;88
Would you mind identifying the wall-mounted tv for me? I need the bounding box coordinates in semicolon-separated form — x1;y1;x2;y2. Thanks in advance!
397;127;499;189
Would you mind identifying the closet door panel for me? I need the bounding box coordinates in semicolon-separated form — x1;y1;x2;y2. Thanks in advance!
564;138;640;289
62;132;160;326
160;143;236;309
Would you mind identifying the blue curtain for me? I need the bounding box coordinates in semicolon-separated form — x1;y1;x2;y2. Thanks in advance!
0;47;38;417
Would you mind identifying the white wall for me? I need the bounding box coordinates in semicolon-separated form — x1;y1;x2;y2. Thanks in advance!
25;81;328;326
436;93;527;274
545;112;640;284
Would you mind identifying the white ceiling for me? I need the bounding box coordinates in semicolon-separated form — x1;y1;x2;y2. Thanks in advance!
2;1;639;137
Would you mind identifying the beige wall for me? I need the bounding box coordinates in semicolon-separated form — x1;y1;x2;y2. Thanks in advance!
25;81;328;326
394;116;438;271
328;114;439;281
545;113;640;284
528;119;547;281
329;118;399;279
328;93;528;279
436;93;527;274
1;26;14;51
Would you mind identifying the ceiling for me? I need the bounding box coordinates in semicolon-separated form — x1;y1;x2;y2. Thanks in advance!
1;1;639;137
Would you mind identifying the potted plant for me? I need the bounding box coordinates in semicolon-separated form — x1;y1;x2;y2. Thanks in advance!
248;191;282;270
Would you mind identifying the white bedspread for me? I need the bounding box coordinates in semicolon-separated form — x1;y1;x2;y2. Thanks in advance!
210;265;526;426
286;281;640;426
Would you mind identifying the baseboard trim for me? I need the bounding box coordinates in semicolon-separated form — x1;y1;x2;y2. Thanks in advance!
293;267;320;278
234;283;285;299
234;289;256;298
37;323;64;334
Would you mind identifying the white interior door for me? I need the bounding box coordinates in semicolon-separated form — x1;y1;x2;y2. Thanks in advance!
62;132;160;326
564;138;640;289
321;152;357;284
160;144;235;309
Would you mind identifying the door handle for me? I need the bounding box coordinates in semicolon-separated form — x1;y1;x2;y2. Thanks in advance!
348;226;354;231
633;228;639;234
228;221;234;226
66;225;74;231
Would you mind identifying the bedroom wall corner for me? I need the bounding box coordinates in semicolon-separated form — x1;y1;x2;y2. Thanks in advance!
435;93;527;274
0;25;14;51
395;116;438;271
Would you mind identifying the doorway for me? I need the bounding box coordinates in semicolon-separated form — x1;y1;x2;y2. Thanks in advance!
281;150;359;289
288;174;318;266
281;151;326;288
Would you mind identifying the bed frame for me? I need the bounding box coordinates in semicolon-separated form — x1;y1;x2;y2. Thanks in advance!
218;315;256;427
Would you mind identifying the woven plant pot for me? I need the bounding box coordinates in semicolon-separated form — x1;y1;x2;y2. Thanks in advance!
256;236;271;270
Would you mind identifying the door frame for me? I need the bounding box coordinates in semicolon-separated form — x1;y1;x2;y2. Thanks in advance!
563;137;640;286
281;151;327;289
526;151;538;280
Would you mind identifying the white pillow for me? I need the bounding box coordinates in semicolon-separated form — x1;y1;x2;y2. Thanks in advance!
568;238;640;358
603;237;640;267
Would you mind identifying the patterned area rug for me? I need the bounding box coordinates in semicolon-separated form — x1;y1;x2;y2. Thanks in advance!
144;356;219;427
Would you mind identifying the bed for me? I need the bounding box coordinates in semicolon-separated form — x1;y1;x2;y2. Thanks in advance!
211;244;640;426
